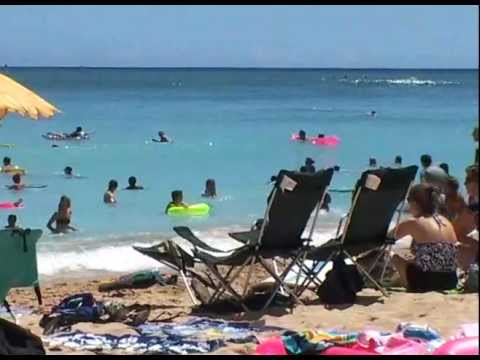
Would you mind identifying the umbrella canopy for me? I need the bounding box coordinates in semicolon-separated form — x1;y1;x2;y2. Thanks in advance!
0;72;60;120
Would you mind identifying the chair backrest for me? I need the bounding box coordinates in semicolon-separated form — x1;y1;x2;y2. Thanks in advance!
341;166;418;247
259;168;334;251
0;229;42;303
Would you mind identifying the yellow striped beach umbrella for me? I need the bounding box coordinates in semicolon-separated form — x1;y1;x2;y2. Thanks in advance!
0;72;60;120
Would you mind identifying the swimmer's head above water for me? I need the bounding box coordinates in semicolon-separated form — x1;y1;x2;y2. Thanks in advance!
108;179;118;192
12;173;21;185
64;166;73;176
171;190;184;204
420;154;433;169
204;179;217;197
369;157;377;168
298;130;306;141
394;155;402;166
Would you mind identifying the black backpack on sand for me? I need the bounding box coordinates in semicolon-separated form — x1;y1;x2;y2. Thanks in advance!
317;254;364;305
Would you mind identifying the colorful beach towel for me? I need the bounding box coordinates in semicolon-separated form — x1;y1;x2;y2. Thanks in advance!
281;329;358;354
44;317;284;354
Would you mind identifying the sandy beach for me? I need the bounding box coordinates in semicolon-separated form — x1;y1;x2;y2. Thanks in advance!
4;269;478;355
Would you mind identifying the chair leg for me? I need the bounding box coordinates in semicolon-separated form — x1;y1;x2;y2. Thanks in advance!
295;252;336;297
344;250;389;297
272;259;287;296
259;253;304;311
203;262;251;312
209;265;236;304
367;245;388;275
379;245;393;284
179;270;198;305
242;258;256;297
2;300;16;322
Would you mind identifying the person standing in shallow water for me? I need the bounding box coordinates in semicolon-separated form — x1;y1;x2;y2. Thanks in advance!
202;179;217;198
47;195;76;234
104;180;119;204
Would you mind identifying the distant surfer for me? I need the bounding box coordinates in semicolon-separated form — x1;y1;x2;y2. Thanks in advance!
152;131;171;143
369;110;376;117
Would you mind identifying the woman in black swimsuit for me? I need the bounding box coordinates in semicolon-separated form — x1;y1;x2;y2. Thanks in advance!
389;183;458;292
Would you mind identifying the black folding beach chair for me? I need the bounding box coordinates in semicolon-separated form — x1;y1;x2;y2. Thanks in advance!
133;239;220;306
294;166;418;298
171;168;335;312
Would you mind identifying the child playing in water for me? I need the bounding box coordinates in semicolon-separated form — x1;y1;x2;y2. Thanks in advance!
165;190;188;213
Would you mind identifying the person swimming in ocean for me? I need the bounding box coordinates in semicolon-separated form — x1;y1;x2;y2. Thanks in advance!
125;176;144;190
320;192;332;212
369;157;378;168
8;174;25;191
165;190;188;214
439;162;450;175
152;131;170;143
202;179;217;198
302;157;316;173
298;130;307;141
6;174;46;191
394;155;402;167
5;214;20;230
68;126;85;138
1;157;24;174
63;166;86;179
369;110;377;117
64;166;73;178
420;154;433;182
104;180;119;204
46;126;88;141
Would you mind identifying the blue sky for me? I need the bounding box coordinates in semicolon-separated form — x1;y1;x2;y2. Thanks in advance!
2;5;478;68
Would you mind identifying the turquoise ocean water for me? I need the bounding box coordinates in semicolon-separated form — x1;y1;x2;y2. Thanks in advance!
1;68;477;276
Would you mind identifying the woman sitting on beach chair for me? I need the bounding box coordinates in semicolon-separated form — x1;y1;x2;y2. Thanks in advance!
389;183;458;292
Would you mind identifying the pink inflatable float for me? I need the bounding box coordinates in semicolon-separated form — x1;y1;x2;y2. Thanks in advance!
291;133;341;146
432;337;479;355
255;336;287;355
324;336;429;356
0;201;23;210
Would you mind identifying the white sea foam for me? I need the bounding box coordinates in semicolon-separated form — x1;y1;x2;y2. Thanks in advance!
37;221;339;277
340;76;460;86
